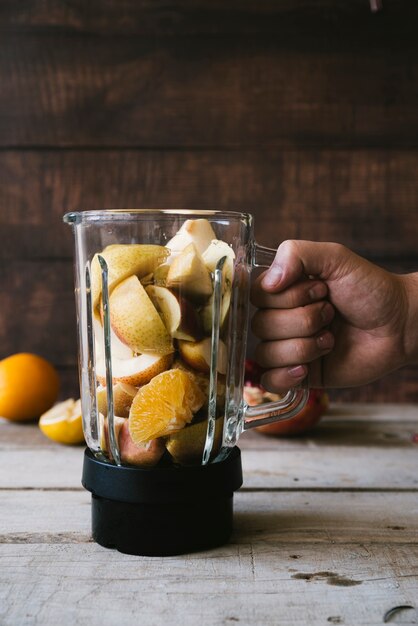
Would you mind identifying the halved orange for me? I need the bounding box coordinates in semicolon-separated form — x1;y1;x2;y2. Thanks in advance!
39;399;84;445
129;369;205;444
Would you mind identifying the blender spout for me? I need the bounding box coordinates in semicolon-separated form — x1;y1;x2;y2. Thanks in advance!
63;212;82;225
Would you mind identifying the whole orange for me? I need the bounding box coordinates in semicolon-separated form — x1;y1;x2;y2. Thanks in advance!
0;353;60;422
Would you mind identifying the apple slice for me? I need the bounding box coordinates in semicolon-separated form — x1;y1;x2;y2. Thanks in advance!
99;413;126;456
109;275;174;355
118;420;166;466
91;244;169;314
178;337;227;375
166;218;217;262
145;285;201;341
100;415;165;466
97;382;138;418
166;243;213;303
96;352;173;386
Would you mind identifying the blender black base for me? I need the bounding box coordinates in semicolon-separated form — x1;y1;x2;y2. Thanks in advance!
82;447;242;556
91;493;234;556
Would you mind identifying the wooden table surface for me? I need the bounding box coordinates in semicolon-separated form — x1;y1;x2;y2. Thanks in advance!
1;404;418;626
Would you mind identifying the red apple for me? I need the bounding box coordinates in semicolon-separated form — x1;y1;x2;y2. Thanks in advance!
243;359;329;436
254;389;329;436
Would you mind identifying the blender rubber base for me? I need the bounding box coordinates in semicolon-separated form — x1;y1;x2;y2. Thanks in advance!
82;447;243;556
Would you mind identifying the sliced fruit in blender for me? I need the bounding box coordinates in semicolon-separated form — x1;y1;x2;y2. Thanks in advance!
96;382;138;418
99;413;126;453
96;353;173;386
119;420;166;466
91;244;169;314
153;263;170;285
200;287;232;336
146;285;202;341
166;416;224;465
172;359;226;410
100;414;165;467
129;369;206;443
109;275;174;355
166;218;216;260
202;239;235;287
166;243;213;302
93;317;133;361
178;337;227;375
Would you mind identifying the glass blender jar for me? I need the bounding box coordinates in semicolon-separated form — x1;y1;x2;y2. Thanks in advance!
64;210;308;555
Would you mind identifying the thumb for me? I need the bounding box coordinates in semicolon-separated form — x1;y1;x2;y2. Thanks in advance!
261;240;343;292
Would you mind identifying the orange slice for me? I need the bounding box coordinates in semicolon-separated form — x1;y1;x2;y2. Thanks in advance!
129;369;206;444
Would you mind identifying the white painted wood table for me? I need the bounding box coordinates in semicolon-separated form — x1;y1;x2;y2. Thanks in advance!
1;404;418;626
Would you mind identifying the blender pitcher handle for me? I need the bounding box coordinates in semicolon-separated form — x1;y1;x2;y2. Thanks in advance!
243;243;309;430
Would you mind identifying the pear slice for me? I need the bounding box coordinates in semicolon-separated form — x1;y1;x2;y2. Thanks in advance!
202;239;235;286
153;263;170;286
96;352;173;386
200;287;232;336
166;218;217;262
93;317;133;361
146;285;201;341
97;382;138;418
178;337;227;375
91;244;169;314
166;243;213;303
109;275;174;355
166;416;224;465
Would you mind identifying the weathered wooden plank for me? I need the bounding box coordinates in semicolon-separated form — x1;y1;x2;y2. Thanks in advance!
1;31;417;147
0;446;84;489
1;539;418;626
2;404;417;448
1;150;418;260
1;490;418;544
0;260;77;366
242;447;418;490
1;0;416;36
1;539;417;626
2;409;418;489
2;438;416;491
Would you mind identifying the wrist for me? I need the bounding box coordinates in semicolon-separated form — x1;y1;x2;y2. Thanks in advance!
400;272;418;365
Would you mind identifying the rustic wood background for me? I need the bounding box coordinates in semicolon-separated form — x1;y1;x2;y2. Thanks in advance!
1;0;417;403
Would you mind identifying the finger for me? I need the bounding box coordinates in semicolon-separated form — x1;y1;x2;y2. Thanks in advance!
255;331;335;369
260;357;324;393
261;240;349;292
251;275;328;309
261;366;309;392
251;301;335;340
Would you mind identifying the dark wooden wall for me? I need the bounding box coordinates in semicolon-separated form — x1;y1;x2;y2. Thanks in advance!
1;0;418;402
